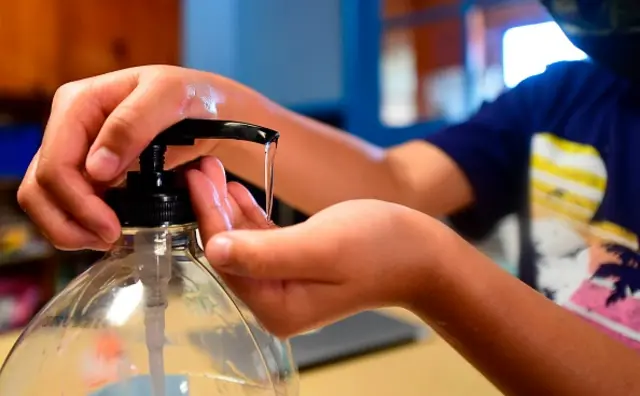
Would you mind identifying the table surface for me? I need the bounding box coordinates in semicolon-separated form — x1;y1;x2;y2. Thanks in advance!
0;308;501;396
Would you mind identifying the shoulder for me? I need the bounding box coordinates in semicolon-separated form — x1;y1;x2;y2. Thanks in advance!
536;60;620;94
542;60;609;80
488;61;626;130
507;60;618;104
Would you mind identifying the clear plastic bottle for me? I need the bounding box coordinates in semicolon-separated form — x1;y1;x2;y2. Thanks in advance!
0;120;298;396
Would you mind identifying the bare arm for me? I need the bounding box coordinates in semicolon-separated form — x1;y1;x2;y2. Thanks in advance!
412;228;640;396
213;104;473;216
17;66;475;251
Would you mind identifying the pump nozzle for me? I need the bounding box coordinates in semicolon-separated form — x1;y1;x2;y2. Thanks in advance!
105;119;280;228
151;119;279;147
141;119;279;173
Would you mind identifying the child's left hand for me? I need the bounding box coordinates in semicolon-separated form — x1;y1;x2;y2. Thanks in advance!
187;157;453;338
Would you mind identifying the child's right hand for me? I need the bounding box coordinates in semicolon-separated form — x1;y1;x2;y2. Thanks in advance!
17;66;273;251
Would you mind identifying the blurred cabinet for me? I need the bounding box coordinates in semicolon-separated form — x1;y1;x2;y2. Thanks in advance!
0;0;60;96
0;0;180;97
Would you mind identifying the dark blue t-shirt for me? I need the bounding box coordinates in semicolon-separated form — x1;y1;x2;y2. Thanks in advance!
426;60;640;350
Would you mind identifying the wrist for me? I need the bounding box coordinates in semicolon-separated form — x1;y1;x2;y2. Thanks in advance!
199;74;284;154
400;217;467;314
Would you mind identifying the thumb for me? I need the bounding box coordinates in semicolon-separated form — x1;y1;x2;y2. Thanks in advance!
205;224;342;282
86;76;189;182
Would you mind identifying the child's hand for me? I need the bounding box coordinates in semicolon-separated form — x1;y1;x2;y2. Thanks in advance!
186;156;274;233
17;66;269;251
188;158;451;338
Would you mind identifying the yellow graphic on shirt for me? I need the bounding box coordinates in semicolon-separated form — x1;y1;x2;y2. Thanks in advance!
530;133;637;249
528;133;640;347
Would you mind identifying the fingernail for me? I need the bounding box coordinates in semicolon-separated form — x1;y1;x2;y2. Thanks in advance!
102;227;121;244
87;147;120;180
207;179;232;231
196;170;223;208
211;181;223;207
88;239;112;251
208;236;232;265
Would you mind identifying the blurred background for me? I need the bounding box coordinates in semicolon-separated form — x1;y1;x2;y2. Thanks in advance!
0;0;585;333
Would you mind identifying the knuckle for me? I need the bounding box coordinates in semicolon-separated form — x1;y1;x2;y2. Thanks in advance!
146;66;183;85
52;81;86;106
149;70;177;85
16;184;31;211
106;108;143;148
146;68;194;101
109;108;138;134
34;164;56;190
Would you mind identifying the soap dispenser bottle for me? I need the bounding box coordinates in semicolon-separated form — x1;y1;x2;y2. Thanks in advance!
0;120;298;396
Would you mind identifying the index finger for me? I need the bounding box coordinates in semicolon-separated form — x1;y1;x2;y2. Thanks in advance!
36;70;141;242
85;70;230;182
186;167;233;240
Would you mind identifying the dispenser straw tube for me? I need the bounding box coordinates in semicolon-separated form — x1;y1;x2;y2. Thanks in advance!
134;229;173;396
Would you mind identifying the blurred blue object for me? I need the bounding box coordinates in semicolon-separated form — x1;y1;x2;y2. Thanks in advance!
0;124;42;179
90;375;189;396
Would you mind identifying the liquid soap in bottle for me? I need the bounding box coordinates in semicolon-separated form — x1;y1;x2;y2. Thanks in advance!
0;120;298;396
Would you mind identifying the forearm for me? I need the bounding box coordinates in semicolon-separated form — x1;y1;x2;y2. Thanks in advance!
213;103;401;214
211;92;471;216
413;230;640;396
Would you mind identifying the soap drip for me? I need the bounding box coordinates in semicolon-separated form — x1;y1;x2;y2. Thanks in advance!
264;140;277;223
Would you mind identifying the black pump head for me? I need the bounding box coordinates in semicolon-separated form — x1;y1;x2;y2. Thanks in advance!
104;119;279;228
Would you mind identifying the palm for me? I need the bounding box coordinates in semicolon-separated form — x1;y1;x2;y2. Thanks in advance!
225;182;273;230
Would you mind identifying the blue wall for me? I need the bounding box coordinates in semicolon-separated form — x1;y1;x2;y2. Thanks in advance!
182;0;343;109
182;0;238;78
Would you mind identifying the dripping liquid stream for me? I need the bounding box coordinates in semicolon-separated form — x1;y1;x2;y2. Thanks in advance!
264;140;277;223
